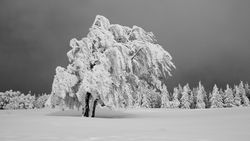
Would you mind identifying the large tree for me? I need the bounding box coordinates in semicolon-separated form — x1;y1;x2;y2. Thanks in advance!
46;15;175;117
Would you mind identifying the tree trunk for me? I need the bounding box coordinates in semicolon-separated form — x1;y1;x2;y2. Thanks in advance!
89;99;98;117
82;92;91;117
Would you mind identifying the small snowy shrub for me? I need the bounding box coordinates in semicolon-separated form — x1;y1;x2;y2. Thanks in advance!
3;91;23;109
33;94;49;109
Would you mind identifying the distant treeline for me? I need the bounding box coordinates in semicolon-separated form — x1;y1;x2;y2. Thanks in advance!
161;81;250;109
0;91;49;110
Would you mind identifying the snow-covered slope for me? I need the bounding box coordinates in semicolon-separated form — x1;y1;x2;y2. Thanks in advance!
0;108;249;141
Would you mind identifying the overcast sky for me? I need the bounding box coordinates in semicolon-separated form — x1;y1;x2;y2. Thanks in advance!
0;0;250;94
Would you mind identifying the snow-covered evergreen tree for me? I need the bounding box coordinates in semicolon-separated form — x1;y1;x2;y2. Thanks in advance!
219;88;225;103
138;80;150;108
234;86;242;106
196;82;206;109
224;84;235;107
170;87;180;108
245;83;250;100
210;84;223;108
206;92;212;108
192;88;198;107
143;86;161;108
202;87;209;108
180;84;191;109
189;90;195;109
161;85;171;108
177;84;183;100
238;81;249;106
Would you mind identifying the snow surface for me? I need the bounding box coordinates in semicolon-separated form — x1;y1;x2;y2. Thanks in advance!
0;107;250;141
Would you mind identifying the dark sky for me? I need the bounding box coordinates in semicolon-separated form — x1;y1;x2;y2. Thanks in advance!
0;0;250;94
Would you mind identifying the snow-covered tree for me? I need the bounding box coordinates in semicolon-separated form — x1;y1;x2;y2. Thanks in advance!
137;80;151;108
202;86;209;108
196;82;206;109
224;84;235;107
0;90;36;110
138;82;161;108
238;81;249;106
210;84;223;108
46;15;175;116
180;84;191;109
192;88;198;107
189;90;195;109
170;87;180;108
234;86;242;106
161;85;171;108
33;94;49;109
177;84;183;100
207;92;212;108
219;88;225;103
245;83;250;100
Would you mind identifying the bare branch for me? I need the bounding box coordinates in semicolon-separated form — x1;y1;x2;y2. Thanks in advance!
131;47;143;61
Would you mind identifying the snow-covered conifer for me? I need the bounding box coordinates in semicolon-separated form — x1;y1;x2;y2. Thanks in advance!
171;87;180;108
177;84;183;100
210;84;223;108
224;84;235;107
245;83;250;100
219;88;225;102
140;85;161;108
161;85;171;108
180;84;191;109
207;92;212;108
238;81;249;106
199;82;209;108
196;82;206;109
189;90;195;109
234;86;242;106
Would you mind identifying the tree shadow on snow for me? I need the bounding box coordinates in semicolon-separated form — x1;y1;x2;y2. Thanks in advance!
46;107;135;119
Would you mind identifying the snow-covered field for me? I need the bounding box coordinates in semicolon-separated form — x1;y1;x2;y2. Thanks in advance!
0;107;249;141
